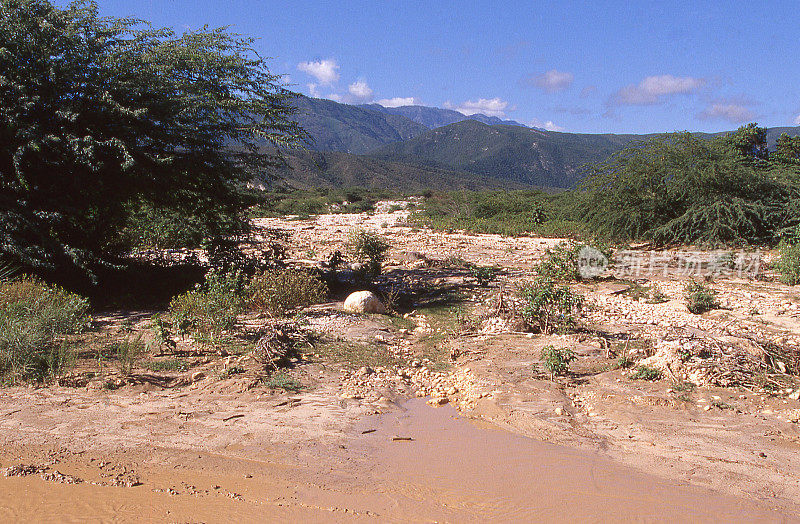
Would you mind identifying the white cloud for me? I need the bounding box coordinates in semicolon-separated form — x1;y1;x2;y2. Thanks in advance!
377;97;420;108
612;75;705;105
347;80;373;102
307;83;322;98
793;113;800;125
326;93;343;102
529;118;564;132
529;70;574;93
297;59;339;85
697;103;755;123
447;97;509;117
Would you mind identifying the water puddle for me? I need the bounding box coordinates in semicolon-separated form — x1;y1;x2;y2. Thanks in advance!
354;398;791;522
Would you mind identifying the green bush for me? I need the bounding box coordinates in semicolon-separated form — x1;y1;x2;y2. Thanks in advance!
109;334;146;375
519;278;583;334
536;241;611;282
169;269;245;338
0;277;89;383
348;230;390;275
247;267;328;316
469;265;498;286
777;241;800;285
630;365;662;381
684;281;719;314
540;345;576;377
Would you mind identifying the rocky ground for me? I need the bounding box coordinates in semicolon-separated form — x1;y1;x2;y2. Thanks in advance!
2;202;800;521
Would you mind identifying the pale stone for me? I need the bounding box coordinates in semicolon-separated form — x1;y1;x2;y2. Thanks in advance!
343;291;386;314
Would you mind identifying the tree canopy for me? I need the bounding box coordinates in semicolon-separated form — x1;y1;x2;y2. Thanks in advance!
577;125;800;246
0;0;305;283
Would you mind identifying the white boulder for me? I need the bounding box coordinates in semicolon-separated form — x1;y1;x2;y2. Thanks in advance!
343;291;386;314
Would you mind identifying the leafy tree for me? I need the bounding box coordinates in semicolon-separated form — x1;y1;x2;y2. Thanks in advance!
578;126;800;246
0;0;305;284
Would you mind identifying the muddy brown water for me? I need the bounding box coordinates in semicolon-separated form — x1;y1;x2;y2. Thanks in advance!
353;399;792;522
0;398;793;522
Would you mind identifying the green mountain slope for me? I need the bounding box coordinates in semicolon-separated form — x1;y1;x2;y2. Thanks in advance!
270;150;526;191
290;96;427;154
368;120;651;188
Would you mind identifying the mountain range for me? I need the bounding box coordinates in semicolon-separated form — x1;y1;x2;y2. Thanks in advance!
277;95;800;191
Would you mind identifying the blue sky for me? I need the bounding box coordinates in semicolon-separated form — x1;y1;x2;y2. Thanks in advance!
86;0;800;134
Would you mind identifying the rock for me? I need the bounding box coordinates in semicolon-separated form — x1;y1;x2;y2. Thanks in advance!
554;407;565;416
343;291;386;314
191;371;205;382
790;390;800;401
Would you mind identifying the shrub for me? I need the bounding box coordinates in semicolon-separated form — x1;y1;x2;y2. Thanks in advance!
261;371;303;392
519;278;583;334
169;269;245;338
777;241;800;285
348;230;390;275
110;334;146;375
247;267;328;316
145;358;189;372
469;265;498;287
536;241;611;282
684;281;719;314
540;345;576;377
0;277;89;383
630;365;662;380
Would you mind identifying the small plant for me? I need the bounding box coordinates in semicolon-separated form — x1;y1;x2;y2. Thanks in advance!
617;354;634;369
540;345;577;377
149;313;176;353
647;285;669;304
348;229;390;275
672;380;695;401
0;277;89;383
247;267;328;317
519;278;583;334
145;358;189;372
169;269;245;339
469;265;499;287
777;241;800;285
684;281;719;314
629;365;662;381
111;334;146;375
219;365;245;379
536;241;611;282
710;399;733;410
261;371;303;392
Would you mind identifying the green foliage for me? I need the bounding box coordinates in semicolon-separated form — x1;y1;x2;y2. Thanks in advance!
540;345;576;377
348;230;390;275
630;365;662;381
684;281;719;314
535;241;611;282
109;334;146;375
261;371;303;392
519;278;583;334
469;265;499;286
0;277;88;382
145;358;189;373
0;0;306;281
247;267;328;316
777;241;800;285
578;126;800;246
169;269;245;338
415;190;553;237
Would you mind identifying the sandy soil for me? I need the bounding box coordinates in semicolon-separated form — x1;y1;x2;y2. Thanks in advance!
2;205;800;521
